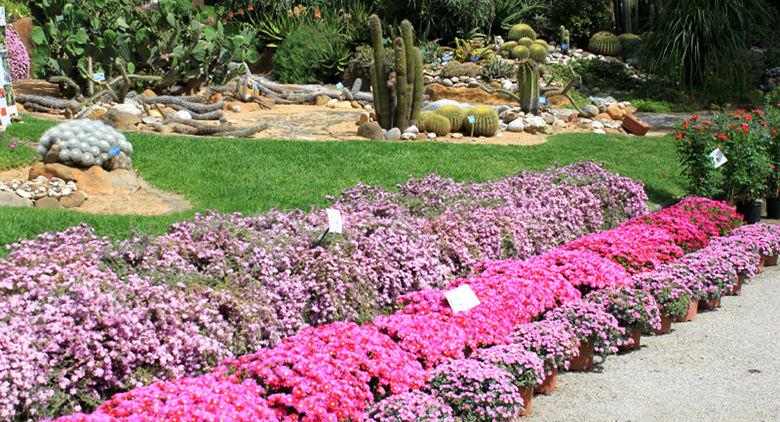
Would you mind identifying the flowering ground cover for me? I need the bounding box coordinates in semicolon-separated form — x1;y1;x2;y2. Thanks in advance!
0;162;647;420
39;196;779;422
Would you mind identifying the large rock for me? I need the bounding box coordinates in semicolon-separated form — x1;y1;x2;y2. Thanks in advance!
507;119;526;133
524;116;548;133
29;163;113;195
606;104;625;120
103;109;142;131
441;62;482;78
108;169;139;190
34;197;62;209
0;192;32;208
357;122;385;140
107;152;133;171
384;128;402;141
112;102;143;117
582;104;599;118
60;191;88;209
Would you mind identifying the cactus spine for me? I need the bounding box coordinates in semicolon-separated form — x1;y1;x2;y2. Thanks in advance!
517;60;540;114
369;15;424;131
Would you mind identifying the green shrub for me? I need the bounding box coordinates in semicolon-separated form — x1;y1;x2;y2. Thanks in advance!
548;0;613;44
572;59;637;91
273;24;350;84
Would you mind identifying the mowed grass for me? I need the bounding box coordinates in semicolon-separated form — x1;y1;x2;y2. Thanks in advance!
0;115;683;247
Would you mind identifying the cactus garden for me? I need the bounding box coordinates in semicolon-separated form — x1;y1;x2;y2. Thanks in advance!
1;0;780;421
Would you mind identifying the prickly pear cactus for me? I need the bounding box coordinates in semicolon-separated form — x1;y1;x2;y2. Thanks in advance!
37;120;133;169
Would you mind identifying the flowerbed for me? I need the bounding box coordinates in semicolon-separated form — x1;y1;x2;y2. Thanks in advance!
46;196;779;422
0;162;647;420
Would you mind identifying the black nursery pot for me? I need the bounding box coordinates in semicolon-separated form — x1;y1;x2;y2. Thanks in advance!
737;200;762;224
767;197;780;219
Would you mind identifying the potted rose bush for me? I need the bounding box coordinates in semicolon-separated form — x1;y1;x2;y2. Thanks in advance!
508;320;580;393
585;287;661;351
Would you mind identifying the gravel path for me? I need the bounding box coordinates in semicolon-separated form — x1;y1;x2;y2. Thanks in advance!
528;267;780;422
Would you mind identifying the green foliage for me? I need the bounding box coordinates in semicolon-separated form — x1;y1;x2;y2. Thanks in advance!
571;59;638;92
480;58;516;81
273;23;350;84
617;33;642;59
548;0;613;44
587;31;622;56
462;105;500;137
641;0;776;90
510;46;530;60
379;0;495;40
0;0;30;19
528;43;547;63
435;105;466;132
495;0;549;34
28;0;260;88
420;111;452;136
508;23;536;41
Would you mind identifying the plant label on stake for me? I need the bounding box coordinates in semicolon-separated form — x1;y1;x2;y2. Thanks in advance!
108;145;122;158
444;284;480;313
325;208;343;234
709;148;727;168
467;115;476;137
92;72;105;82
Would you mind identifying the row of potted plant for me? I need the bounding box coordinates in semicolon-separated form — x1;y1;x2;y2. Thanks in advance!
49;197;778;421
0;163;649;420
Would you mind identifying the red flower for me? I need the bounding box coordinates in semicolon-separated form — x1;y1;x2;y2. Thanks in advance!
238;8;244;15
247;4;254;11
675;133;685;140
718;134;728;141
745;114;753;121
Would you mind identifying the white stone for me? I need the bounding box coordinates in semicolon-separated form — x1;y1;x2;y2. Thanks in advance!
591;121;605;130
451;133;463;139
542;113;556;125
507;118;526;132
525;116;548;133
427;133;437;139
405;125;419;135
174;110;192;120
112;102;143;116
384;127;402;140
593;128;606;135
326;98;339;108
401;133;416;140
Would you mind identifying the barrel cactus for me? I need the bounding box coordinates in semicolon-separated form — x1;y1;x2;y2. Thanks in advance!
420;111;451;136
37;120;133;169
518;37;535;48
529;44;547;63
533;39;549;49
510;45;530;60
618;33;642;58
462;106;499;137
508;24;536;41
588;31;622;56
500;41;518;54
435;105;466;132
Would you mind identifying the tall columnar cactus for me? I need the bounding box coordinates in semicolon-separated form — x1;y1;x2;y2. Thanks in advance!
517;60;540;114
368;15;424;131
588;31;622;56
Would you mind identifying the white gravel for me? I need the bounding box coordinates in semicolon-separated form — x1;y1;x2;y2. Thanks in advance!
528;267;780;422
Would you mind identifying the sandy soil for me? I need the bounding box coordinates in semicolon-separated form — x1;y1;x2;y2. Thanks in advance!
1;166;191;216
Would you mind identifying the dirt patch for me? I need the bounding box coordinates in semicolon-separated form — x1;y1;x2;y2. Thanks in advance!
1;166;191;216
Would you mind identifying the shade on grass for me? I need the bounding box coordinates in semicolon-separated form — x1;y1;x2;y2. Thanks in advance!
0;116;682;246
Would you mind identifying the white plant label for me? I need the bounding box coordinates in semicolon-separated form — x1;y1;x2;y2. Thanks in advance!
325;208;343;234
709;148;727;169
0;8;6;27
92;72;106;82
445;284;481;313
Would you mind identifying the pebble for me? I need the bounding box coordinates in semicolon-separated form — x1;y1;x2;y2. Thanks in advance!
443;79;454;87
384;127;402;141
427;133;437;139
507;118;526;133
593;128;607;134
174;110;192;120
405;125;419;135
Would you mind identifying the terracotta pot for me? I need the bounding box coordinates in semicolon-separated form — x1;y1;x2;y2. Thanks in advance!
674;299;698;322
699;297;721;311
568;342;594;371
619;326;642;352
726;276;744;296
758;256;766;273
655;313;673;335
519;387;534;416
765;254;778;266
534;367;557;394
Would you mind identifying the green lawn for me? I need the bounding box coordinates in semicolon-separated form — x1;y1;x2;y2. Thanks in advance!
0;116;683;247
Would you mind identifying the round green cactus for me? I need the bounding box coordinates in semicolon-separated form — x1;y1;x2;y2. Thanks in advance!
588;31;622;56
529;43;547;63
518;37;535;48
419;111;451;136
510;45;530;60
508;23;536;41
500;41;518;52
618;33;642;58
533;39;549;49
435;105;466;132
462;105;499;137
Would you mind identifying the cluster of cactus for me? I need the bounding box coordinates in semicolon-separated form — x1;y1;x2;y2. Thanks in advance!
419;111;452;136
6;26;30;80
508;23;537;41
618;33;642;58
462;106;499;137
588;31;622;56
435;105;466;132
517;59;540;113
369;15;424;131
559;25;571;47
37;120;133;168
